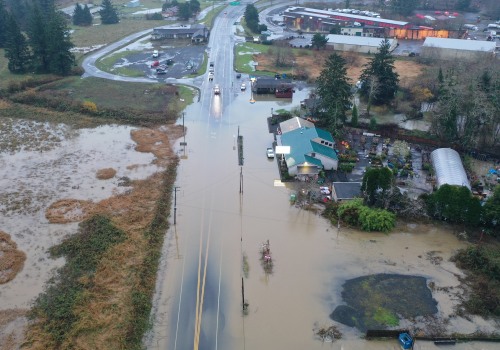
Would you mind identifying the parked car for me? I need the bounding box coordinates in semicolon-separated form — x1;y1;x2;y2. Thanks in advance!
266;147;275;159
214;84;220;95
153;50;159;58
240;83;246;91
166;59;174;65
156;64;167;74
151;60;160;68
236;73;241;79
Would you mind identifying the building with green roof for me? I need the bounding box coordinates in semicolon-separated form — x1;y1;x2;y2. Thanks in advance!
278;119;338;176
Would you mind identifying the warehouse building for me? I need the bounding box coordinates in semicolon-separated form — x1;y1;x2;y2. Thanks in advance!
325;34;397;53
422;37;496;60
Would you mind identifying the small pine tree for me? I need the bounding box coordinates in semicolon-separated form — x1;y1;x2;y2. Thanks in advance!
72;3;83;25
351;104;358;127
82;4;93;26
100;0;119;25
369;117;377;130
4;14;31;73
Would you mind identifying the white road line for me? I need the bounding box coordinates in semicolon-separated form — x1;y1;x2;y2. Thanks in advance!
174;237;187;350
215;240;223;350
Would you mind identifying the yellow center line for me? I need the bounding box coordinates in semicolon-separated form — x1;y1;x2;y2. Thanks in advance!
193;207;205;350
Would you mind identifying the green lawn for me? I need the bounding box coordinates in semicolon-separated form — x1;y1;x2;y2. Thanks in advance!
41;76;194;113
234;42;270;74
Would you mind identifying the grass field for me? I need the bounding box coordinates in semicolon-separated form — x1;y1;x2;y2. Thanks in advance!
42;76;194;113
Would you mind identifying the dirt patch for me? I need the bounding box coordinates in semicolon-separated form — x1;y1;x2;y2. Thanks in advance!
96;168;117;180
0;231;27;284
131;125;184;165
0;309;27;350
254;50;425;84
45;199;95;224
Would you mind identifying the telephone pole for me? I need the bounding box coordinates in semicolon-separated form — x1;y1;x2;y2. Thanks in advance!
174;186;179;225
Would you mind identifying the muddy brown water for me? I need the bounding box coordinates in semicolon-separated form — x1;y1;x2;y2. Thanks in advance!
146;90;499;350
0;120;159;311
0;95;497;349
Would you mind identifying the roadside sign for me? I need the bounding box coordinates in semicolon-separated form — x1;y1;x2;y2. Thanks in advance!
180;142;187;146
230;1;240;5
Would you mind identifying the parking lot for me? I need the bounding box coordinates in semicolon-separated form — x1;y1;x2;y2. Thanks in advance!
110;40;206;80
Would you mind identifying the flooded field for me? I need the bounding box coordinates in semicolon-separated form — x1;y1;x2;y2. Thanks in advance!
0;117;164;345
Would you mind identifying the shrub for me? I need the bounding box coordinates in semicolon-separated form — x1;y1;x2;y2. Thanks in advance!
82;101;97;113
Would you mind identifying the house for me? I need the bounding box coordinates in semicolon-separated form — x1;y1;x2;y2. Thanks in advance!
125;0;140;7
331;182;362;201
151;24;209;43
252;78;294;97
278;119;338;176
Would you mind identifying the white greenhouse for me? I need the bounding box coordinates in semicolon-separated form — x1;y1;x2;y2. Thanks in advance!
430;148;470;190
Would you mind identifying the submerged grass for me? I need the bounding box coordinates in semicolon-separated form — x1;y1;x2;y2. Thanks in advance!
28;215;126;346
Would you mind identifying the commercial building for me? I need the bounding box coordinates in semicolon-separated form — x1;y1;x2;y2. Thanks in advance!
422;37;496;60
325;34;397;53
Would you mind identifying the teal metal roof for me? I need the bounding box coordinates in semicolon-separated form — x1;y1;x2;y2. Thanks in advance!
311;142;338;160
304;155;323;166
315;128;334;142
281;127;337;168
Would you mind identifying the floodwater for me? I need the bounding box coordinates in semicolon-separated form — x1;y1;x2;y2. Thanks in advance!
0;119;160;309
147;89;499;350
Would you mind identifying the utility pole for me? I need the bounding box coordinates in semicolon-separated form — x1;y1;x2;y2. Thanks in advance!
174;186;179;225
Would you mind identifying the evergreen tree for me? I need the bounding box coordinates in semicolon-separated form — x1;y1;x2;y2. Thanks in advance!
359;38;399;105
100;0;119;24
0;0;8;47
311;33;328;50
28;5;49;72
82;4;93;26
189;0;200;14
35;0;55;18
4;14;31;73
6;0;29;29
73;3;83;25
351;103;358;127
316;52;353;133
46;12;75;75
178;2;191;20
244;4;260;33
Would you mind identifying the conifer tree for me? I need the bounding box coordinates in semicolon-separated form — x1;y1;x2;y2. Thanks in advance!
28;5;49;72
46;12;75;75
316;52;353;133
0;0;8;47
4;14;31;73
82;4;93;26
73;3;83;25
100;0;119;24
359;39;399;106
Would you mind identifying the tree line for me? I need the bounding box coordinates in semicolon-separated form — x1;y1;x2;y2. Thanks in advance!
0;0;123;75
162;0;200;21
1;0;75;75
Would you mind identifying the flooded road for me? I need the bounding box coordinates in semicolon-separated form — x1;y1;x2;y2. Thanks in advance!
147;83;498;350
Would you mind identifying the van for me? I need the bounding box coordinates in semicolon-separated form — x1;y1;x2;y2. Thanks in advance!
152;50;159;58
464;24;478;30
487;23;500;29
